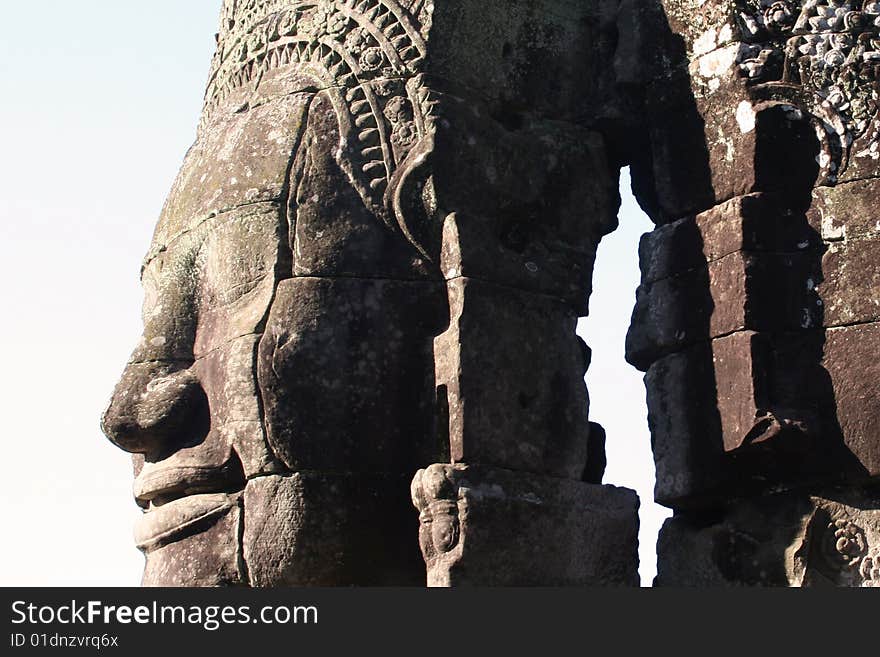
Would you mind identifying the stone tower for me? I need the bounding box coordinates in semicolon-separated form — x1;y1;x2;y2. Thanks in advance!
102;0;880;586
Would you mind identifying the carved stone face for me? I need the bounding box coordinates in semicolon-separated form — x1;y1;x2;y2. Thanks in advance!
411;465;461;567
102;0;619;586
101;85;313;584
423;501;460;557
101;0;443;586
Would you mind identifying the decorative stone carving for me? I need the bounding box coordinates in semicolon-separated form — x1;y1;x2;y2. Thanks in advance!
656;489;880;587
101;0;878;588
734;0;880;182
411;464;640;587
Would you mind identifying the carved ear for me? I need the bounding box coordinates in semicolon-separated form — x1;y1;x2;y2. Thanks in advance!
386;132;438;263
410;468;429;511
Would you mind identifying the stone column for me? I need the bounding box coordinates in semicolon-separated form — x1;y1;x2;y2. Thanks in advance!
409;0;641;587
627;0;880;585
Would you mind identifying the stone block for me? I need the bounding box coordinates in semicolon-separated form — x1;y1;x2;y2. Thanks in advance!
824;322;880;477
627;250;822;370
438;213;598;314
430;113;618;313
434;277;593;479
411;464;640;586
583;421;608;485
820;238;880;327
644;341;728;507
423;0;618;119
243;472;423;586
695;194;822;261
809;179;880;243
646;326;880;507
638;194;821;285
258;276;448;473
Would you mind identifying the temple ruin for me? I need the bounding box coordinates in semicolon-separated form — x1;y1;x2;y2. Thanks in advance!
102;0;880;586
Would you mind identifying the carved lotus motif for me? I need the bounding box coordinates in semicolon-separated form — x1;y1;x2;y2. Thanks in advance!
823;519;868;568
300;5;348;38
344;27;370;55
276;11;299;38
324;10;350;35
764;1;796;31
826;86;851;110
391;122;418;147
359;47;385;72
859;549;880;585
372;80;398;97
383;96;412;124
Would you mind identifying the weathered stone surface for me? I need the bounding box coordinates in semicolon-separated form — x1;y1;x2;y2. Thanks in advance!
819;238;880;327
432;116;618;312
152;94;310;248
191;334;279;478
420;0;620;120
243;473;423;586
645;341;727;507
258;276;447;473
103;0;880;589
824;321;880;477
141;499;244;587
439;212;599;313
627;250;822;369
638;194;821;285
411;464;640;586
656;487;880;587
188;205;289;358
435;276;593;479
658;0;880;189
809;179;880;243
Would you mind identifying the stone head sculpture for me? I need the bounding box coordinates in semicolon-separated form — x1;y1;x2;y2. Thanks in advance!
101;0;452;586
101;0;632;587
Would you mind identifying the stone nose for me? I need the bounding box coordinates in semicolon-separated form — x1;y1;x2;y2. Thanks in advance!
101;362;209;455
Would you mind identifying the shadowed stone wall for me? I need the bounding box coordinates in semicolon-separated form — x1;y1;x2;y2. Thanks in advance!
626;0;880;586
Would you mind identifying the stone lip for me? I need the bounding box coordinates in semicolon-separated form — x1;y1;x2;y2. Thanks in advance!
134;492;238;553
132;458;247;552
133;461;244;505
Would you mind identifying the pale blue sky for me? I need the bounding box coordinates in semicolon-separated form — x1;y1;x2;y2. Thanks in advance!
0;1;666;586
